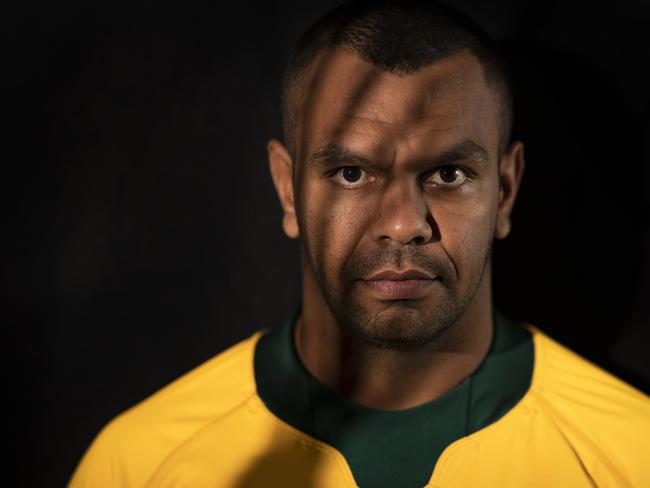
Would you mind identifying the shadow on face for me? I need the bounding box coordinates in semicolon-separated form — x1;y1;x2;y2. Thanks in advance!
281;48;509;346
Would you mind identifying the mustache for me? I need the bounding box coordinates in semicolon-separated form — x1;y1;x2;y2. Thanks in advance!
342;246;454;281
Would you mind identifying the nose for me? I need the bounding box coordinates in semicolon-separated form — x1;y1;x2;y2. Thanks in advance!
371;178;435;245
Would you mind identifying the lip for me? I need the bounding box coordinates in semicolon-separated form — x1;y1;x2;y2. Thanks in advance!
361;269;438;300
365;269;435;281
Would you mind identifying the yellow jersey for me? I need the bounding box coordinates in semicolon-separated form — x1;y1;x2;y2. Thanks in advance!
68;311;650;487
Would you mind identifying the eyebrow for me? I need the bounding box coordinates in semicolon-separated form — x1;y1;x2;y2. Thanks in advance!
310;143;373;168
436;139;489;165
310;139;489;169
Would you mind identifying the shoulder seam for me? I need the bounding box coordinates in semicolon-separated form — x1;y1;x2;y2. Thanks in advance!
529;327;640;487
142;390;258;487
141;332;263;487
532;390;632;488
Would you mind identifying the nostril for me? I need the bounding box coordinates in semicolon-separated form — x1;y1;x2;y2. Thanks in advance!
412;235;427;245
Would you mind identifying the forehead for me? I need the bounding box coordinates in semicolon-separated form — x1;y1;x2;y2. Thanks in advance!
296;47;500;163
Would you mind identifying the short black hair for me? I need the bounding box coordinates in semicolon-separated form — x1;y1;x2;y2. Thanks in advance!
281;0;514;161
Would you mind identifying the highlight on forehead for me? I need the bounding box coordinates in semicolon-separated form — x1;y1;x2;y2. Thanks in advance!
280;0;514;161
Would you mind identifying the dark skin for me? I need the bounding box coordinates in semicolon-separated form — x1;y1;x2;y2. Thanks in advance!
268;47;525;410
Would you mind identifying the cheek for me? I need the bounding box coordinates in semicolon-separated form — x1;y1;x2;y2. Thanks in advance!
436;202;493;245
299;182;373;274
431;191;498;274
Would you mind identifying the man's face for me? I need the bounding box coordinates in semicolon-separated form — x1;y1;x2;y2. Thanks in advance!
271;48;516;348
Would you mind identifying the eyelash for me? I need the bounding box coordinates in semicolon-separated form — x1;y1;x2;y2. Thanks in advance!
327;165;475;189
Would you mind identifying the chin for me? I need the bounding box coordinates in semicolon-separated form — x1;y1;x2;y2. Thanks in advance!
335;299;458;350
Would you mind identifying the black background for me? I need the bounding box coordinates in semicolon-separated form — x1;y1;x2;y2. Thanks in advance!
6;1;650;486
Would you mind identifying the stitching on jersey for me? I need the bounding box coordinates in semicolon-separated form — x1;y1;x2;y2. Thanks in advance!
251;395;361;487
532;371;633;486
426;324;542;485
142;335;262;487
143;390;258;486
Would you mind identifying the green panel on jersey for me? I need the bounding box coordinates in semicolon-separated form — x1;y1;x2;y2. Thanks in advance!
255;306;533;488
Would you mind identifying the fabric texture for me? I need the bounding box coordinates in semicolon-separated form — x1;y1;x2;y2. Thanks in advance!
68;312;650;488
254;305;533;488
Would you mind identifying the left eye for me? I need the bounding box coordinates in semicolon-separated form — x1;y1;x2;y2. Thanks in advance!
426;167;470;187
332;166;371;188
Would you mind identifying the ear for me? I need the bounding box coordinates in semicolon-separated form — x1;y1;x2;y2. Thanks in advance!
495;141;526;240
268;138;299;239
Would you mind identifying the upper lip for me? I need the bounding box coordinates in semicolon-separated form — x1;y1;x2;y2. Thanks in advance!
365;269;436;281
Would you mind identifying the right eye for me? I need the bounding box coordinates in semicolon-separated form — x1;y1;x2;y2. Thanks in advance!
331;166;373;188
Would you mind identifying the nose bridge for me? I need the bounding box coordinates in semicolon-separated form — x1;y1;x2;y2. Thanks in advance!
373;176;434;245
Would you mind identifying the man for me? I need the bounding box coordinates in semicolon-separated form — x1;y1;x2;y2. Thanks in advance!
68;1;650;487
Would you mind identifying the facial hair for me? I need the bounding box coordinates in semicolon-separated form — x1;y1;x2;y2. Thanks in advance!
303;238;493;350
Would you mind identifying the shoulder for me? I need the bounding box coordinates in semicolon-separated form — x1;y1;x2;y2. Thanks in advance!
67;330;265;488
529;324;649;414
528;325;650;485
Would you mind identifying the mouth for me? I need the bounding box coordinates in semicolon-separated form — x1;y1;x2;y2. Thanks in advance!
365;269;435;281
360;269;439;300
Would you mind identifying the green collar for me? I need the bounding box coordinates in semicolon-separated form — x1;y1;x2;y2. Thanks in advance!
255;305;533;488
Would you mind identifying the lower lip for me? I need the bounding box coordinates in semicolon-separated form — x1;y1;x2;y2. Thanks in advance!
361;279;438;300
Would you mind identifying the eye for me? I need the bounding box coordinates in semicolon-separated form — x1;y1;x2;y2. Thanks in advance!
426;166;471;188
331;166;372;188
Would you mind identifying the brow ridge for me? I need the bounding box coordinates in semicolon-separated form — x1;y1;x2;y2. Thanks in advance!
310;139;489;169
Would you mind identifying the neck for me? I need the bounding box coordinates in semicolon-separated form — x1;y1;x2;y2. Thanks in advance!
295;265;494;411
